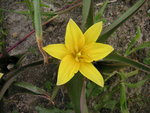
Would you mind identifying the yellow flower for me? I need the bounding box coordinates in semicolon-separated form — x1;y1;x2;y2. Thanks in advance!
43;19;114;87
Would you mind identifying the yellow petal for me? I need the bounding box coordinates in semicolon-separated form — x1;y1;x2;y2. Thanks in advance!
57;55;79;85
0;73;4;79
84;22;102;44
79;63;104;87
65;19;85;53
43;44;69;60
82;43;114;61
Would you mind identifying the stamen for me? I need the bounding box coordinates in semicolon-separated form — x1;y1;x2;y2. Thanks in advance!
77;52;81;57
75;52;82;62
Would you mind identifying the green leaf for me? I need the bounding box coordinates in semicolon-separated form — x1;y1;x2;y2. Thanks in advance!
125;70;139;78
0;8;30;15
15;54;27;67
42;12;56;17
44;81;53;93
94;0;108;23
24;0;34;21
104;71;118;82
105;52;150;73
82;0;93;29
120;81;129;113
128;41;150;55
14;82;48;95
125;78;148;88
98;0;146;43
33;0;43;39
125;27;142;56
94;85;118;110
143;57;150;65
41;3;50;8
66;73;83;113
95;61;128;74
82;0;91;27
86;82;103;98
51;86;59;100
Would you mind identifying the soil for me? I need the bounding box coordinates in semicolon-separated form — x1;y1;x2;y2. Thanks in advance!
0;0;150;113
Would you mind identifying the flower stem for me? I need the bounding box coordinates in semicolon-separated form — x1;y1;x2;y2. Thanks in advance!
80;79;89;113
66;73;83;113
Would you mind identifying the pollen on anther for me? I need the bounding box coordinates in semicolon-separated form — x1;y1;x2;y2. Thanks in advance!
75;52;82;62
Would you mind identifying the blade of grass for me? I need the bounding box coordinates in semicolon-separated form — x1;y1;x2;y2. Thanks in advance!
125;70;139;78
125;27;142;56
143;57;150;65
33;0;48;63
14;82;49;95
82;0;91;26
34;0;42;39
98;0;146;43
82;0;93;30
125;79;148;88
128;41;150;55
120;83;129;113
94;0;108;23
26;0;34;22
14;81;54;104
0;9;7;57
0;8;30;15
104;52;150;73
119;72;129;113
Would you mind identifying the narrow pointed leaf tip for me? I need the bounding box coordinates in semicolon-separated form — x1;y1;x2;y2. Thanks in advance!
43;19;114;87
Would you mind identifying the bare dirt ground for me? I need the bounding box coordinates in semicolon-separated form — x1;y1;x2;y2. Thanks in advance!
0;0;150;113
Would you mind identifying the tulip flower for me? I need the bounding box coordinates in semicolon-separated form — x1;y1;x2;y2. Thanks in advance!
43;19;114;87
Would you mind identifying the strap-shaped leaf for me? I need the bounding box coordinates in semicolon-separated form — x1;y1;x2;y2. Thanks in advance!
33;0;42;39
104;52;150;73
66;73;83;113
82;0;91;25
82;0;93;29
98;0;146;43
15;82;48;95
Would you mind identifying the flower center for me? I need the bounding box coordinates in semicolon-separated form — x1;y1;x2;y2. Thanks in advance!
75;52;82;62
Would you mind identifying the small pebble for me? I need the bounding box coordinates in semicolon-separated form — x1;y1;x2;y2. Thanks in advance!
7;64;15;70
12;32;18;38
